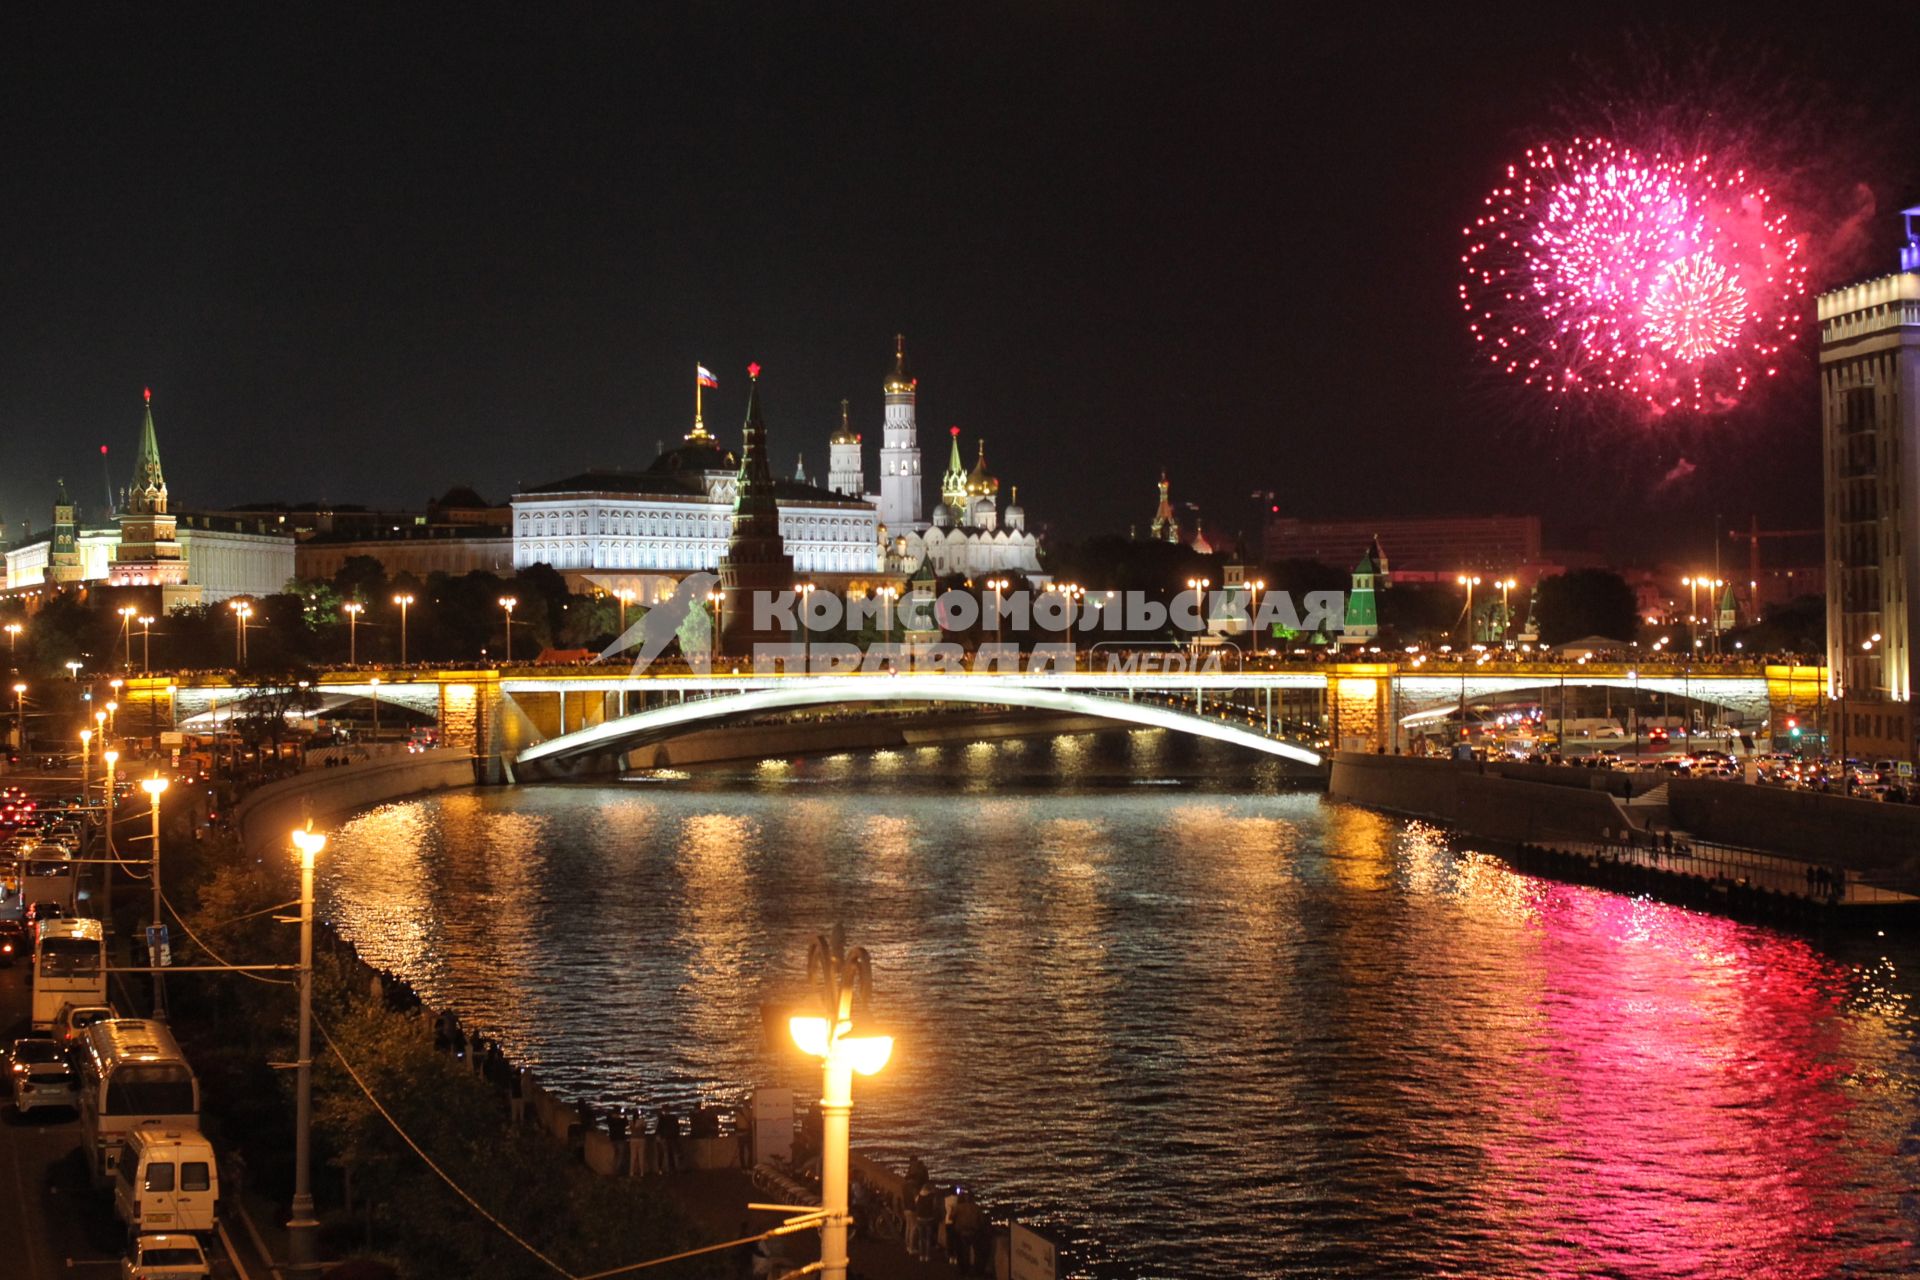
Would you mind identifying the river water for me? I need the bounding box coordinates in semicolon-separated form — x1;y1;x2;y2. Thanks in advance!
319;730;1920;1278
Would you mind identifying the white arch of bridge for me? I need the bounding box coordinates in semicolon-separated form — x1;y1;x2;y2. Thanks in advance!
511;676;1324;770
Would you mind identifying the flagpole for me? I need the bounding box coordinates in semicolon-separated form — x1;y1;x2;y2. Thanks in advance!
695;364;704;433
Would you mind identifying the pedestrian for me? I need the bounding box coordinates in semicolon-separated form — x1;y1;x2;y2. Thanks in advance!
943;1184;963;1266
911;1182;939;1262
656;1105;682;1172
951;1189;988;1274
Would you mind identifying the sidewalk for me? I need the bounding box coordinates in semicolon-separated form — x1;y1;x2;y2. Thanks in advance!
662;1169;972;1280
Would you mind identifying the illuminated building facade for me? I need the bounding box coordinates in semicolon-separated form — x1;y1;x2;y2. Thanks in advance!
1819;210;1920;760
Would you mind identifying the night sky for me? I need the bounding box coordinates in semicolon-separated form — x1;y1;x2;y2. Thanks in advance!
3;3;1917;562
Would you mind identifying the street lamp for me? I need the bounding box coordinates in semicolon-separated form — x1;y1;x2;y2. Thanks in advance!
368;676;382;744
787;926;893;1280
102;749;121;931
986;577;1010;646
1056;582;1085;656
137;616;155;672
498;595;518;664
616;588;636;635
706;589;725;663
230;601;254;667
1247;578;1267;654
287;824;327;1280
139;774;168;1017
875;585;899;651
3;621;21;663
391;593;415;665
796;583;817;672
1494;578;1518;641
107;699;119;739
117;605;138;671
66;660;82;681
1456;575;1482;645
1185;577;1211;639
80;729;92;804
342;602;364;666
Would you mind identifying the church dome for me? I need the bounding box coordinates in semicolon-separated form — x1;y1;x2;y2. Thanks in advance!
883;334;916;395
965;440;998;496
931;502;955;529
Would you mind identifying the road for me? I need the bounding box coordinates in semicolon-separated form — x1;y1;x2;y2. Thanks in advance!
1;777;246;1279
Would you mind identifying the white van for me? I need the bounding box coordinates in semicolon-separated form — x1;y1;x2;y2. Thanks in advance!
113;1126;218;1235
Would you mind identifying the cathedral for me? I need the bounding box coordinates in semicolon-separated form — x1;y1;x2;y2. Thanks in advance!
827;336;1045;582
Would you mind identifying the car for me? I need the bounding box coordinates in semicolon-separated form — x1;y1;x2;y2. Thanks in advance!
54;1002;116;1049
120;1233;210;1280
25;900;65;938
0;918;25;967
8;1035;77;1114
1647;726;1670;744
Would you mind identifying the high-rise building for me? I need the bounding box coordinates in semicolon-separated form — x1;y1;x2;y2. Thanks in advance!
876;335;926;533
1819;209;1920;761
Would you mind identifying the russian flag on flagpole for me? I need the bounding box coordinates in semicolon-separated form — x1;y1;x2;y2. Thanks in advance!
696;365;719;388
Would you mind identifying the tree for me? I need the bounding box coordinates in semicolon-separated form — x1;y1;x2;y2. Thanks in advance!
1535;569;1639;646
285;578;344;628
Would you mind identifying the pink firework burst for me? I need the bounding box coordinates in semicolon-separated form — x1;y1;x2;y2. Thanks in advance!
1460;137;1806;414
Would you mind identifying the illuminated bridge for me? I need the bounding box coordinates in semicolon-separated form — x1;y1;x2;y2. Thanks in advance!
124;659;1826;783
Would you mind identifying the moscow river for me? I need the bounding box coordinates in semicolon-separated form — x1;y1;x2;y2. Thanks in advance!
321;731;1920;1278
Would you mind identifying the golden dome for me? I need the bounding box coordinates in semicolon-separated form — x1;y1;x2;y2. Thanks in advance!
965;439;998;496
883;333;916;395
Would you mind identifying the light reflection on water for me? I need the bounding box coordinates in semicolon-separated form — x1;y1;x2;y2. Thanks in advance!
320;731;1920;1278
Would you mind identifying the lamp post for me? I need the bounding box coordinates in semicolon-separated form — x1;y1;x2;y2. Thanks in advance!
118;605;138;671
616;589;635;635
392;593;415;665
288;825;327;1280
139;774;169;1018
796;583;817;672
342;602;363;666
1057;582;1085;657
788;926;894;1280
1456;575;1482;645
137;616;154;672
101;749;121;932
107;699;119;740
498;595;518;664
231;601;253;668
706;589;725;663
1494;578;1518;641
1185;577;1211;646
1247;578;1267;654
368;676;382;745
986;577;1010;646
3;621;21;665
80;729;92;806
876;586;898;651
66;660;82;681
10;682;24;753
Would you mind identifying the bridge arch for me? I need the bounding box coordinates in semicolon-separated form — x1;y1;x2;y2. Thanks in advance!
510;676;1324;776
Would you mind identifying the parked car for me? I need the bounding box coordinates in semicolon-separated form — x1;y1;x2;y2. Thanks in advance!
119;1233;210;1280
54;1002;117;1050
8;1035;78;1114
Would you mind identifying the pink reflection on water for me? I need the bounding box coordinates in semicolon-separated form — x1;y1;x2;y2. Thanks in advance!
1463;862;1912;1279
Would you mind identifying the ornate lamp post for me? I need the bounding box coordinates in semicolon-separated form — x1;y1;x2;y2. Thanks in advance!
342;602;363;666
796;583;817;672
1454;574;1482;645
787;926;894;1280
876;585;899;651
498;595;518;664
139;774;168;1017
392;593;415;665
287;824;327;1279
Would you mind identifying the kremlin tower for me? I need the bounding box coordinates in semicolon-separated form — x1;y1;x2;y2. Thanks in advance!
110;388;187;590
717;365;795;655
